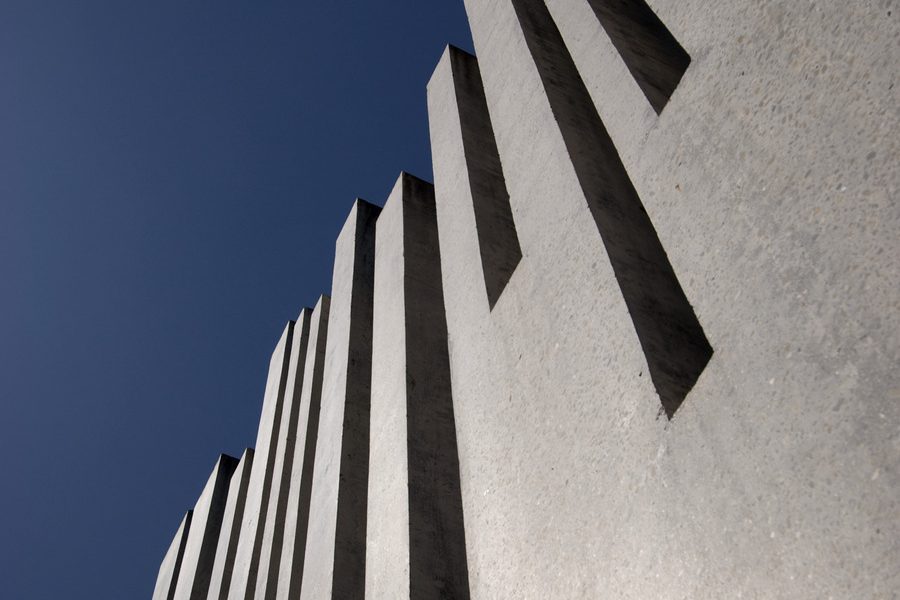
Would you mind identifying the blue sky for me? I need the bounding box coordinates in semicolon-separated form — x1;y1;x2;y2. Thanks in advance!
0;1;473;597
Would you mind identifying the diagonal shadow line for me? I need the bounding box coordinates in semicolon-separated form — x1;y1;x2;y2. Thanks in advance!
511;0;712;418
584;0;691;115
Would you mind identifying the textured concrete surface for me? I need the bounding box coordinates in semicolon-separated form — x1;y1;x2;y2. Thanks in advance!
301;200;380;600
174;454;239;600
367;173;470;599
153;511;192;600
206;449;254;600
155;1;898;597
434;46;522;311
227;322;295;600
254;310;312;600
277;296;330;599
442;0;900;597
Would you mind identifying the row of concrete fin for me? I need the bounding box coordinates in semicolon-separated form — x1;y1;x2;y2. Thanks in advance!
153;43;504;599
154;0;900;595
153;0;714;596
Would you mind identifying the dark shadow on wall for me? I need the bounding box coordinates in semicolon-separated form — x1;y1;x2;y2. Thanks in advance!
584;0;691;114
193;455;240;600
217;450;254;600
510;0;712;418
401;173;471;600
331;201;380;600
168;511;193;600
285;298;331;600
448;46;522;310
262;310;313;600
245;321;296;600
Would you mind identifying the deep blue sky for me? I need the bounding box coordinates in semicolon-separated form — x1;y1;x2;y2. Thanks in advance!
0;2;473;597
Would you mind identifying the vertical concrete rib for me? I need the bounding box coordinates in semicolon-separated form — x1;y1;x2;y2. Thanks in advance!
174;455;239;600
227;322;296;600
367;173;470;599
254;310;313;600
279;296;330;599
440;45;521;310
506;0;712;417
301;200;380;600
153;510;193;600
207;449;254;600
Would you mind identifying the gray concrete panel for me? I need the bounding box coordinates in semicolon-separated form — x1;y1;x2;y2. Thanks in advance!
301;200;380;600
153;510;193;600
206;449;254;600
254;310;312;600
174;454;239;600
449;0;900;597
227;322;296;600
278;296;330;599
367;173;470;599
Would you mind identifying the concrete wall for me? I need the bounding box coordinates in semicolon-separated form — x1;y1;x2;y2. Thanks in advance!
154;1;899;597
446;0;899;597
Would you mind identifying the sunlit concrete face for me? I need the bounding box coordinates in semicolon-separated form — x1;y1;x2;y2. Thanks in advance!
367;173;469;600
206;449;254;600
450;0;899;597
153;1;899;598
153;511;192;600
173;455;238;600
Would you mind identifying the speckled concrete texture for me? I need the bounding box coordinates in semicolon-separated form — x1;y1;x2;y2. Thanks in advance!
442;0;899;597
154;1;898;597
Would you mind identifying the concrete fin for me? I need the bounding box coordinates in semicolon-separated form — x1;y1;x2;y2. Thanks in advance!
442;45;522;310
254;309;313;600
206;449;254;600
301;200;380;600
280;295;331;599
508;0;712;418
153;510;193;600
174;454;240;600
227;322;296;600
367;172;471;599
583;0;690;115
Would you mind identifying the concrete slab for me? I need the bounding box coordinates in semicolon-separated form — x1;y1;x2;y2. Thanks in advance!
153;510;192;600
227;322;296;600
253;310;312;600
367;173;469;599
206;449;254;600
174;454;239;600
301;200;380;600
277;296;330;599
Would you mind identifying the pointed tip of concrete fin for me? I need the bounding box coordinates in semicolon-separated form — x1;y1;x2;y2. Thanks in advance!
399;171;433;187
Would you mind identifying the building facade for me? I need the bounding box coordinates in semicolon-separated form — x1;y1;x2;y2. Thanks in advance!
153;0;900;598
